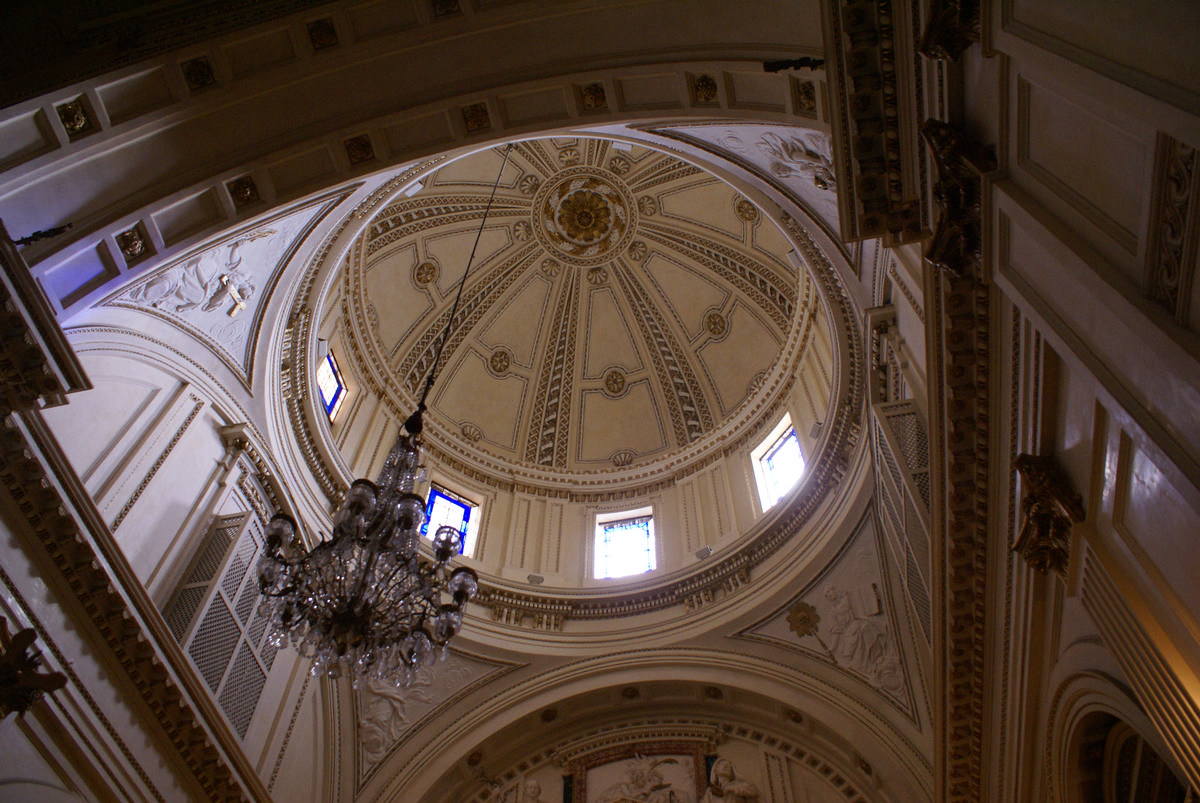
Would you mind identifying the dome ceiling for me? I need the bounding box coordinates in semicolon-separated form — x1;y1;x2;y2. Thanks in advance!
337;136;812;483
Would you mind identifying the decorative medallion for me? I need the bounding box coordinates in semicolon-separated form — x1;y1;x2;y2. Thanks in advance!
344;134;374;165
796;80;817;113
227;176;260;208
607;156;631;175
518;174;541;195
628;241;649;262
540;258;562;277
559;148;581;166
116;226;148;261
182;57;215;92
704;310;728;337
489;349;512;375
611;450;635;467
414;261;438;285
532;167;636;266
56;98;92;139
603;368;626;396
694;74;719;104
735;198;759;222
307;18;338;50
637;196;658;216
581;83;607;111
461;423;483;442
461;102;490;133
513;220;533;242
587;267;608;285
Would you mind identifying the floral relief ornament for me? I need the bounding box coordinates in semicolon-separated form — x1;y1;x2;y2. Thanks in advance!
558;190;611;242
787;600;830;653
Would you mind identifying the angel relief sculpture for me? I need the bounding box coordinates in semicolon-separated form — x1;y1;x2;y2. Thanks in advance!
129;229;273;316
756;131;837;191
595;755;693;803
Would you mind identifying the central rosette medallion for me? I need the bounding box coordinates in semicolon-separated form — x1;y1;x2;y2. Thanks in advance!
533;166;636;266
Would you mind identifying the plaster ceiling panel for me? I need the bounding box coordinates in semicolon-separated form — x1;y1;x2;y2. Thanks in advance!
107;197;330;384
429;147;523;189
477;274;552;366
583;286;643;379
657;179;744;239
356;649;516;782
751;215;798;276
363;244;429;353
423;225;513;297
577;382;666;463
697;304;780;415
640;253;729;341
435;350;527;452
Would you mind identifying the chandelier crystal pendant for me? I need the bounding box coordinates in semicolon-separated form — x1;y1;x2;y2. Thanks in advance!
257;144;514;687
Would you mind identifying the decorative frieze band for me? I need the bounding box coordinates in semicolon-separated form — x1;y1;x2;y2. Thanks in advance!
1146;134;1200;326
923;122;995;803
823;0;927;245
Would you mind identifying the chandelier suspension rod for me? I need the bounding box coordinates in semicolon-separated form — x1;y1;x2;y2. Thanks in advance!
417;142;516;414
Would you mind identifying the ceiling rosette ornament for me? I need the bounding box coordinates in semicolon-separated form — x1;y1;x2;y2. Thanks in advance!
533;166;636;266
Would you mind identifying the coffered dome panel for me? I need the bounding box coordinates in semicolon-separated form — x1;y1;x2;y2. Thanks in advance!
336;136;809;481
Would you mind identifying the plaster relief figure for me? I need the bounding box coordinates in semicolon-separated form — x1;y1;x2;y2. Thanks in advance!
358;675;438;767
522;779;549;803
699;759;759;803
130;229;273;315
822;583;902;693
757;132;836;190
595;755;692;803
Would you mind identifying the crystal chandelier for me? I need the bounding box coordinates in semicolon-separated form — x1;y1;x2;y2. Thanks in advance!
255;409;479;685
256;145;515;686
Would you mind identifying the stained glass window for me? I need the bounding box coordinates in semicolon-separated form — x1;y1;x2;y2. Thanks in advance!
594;513;655;578
316;351;346;419
424;484;479;556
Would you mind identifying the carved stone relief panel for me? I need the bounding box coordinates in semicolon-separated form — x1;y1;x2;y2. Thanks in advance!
108;200;331;381
356;650;509;780
744;511;913;713
655;123;840;236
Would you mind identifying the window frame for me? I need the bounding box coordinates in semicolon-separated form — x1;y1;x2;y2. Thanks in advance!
751;413;805;511
593;506;657;579
316;350;347;419
423;482;481;557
